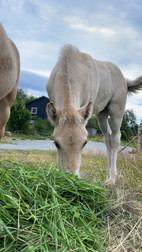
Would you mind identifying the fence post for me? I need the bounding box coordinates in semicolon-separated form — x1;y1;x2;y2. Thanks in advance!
137;124;142;151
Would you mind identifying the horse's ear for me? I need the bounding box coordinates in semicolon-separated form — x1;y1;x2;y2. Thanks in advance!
46;102;59;125
78;102;93;124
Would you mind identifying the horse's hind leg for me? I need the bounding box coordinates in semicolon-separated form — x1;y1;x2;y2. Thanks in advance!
106;103;125;184
97;101;125;185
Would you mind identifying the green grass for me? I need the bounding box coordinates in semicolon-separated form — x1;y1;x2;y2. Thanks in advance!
0;160;109;252
1;140;14;145
2;134;54;142
0;149;142;251
88;134;104;143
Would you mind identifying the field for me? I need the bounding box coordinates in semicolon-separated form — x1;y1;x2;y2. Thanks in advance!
0;148;142;251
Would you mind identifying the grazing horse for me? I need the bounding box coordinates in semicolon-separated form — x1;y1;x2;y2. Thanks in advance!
0;23;20;141
46;45;142;184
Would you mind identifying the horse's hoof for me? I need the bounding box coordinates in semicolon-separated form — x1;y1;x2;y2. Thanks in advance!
105;177;116;186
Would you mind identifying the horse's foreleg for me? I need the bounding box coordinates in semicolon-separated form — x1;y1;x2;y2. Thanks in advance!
0;99;11;144
104;123;112;173
0;127;5;142
105;130;121;184
97;112;112;182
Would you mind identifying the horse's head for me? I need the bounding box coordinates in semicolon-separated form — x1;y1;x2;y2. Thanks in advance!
47;102;92;177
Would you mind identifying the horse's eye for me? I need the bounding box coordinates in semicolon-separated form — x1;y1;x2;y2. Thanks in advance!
54;141;60;149
83;140;87;148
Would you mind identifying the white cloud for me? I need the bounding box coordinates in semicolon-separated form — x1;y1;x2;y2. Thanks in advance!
121;64;142;79
0;0;24;12
0;0;142;121
63;15;115;36
18;39;59;74
126;94;142;123
62;9;142;72
29;0;58;22
24;68;50;78
70;23;97;33
100;28;114;36
24;88;47;98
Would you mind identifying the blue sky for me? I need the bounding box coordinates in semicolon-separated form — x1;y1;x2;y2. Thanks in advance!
0;0;142;122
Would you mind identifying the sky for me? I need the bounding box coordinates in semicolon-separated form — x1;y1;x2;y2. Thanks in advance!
0;0;142;122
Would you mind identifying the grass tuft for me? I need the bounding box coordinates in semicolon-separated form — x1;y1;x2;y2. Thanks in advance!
0;160;108;251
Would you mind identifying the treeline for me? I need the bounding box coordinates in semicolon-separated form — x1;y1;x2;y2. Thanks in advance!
6;88;139;140
87;109;138;140
6;89;53;137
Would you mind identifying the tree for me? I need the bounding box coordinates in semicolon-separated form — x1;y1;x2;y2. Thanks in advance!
16;88;35;104
87;110;138;140
6;88;53;136
6;102;31;132
121;109;138;140
15;88;27;104
6;88;35;132
6;88;34;132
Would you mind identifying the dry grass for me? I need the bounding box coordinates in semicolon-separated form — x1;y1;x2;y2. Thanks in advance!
0;149;142;251
0;149;57;166
82;151;142;251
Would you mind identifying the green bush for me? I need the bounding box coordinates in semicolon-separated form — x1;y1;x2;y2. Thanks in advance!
34;118;54;136
121;109;138;140
6;102;31;132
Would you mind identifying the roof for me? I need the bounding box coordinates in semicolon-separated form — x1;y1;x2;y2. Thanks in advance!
26;96;49;105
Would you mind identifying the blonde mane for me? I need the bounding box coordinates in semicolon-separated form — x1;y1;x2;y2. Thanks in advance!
58;45;79;104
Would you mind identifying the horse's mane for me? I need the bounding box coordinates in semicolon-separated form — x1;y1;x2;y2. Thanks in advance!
58;45;79;104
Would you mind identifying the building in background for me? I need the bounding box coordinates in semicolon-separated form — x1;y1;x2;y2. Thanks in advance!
86;126;97;135
26;96;50;119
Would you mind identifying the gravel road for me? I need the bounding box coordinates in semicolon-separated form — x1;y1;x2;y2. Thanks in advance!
1;139;132;156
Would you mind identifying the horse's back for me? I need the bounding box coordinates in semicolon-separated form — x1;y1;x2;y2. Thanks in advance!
0;23;20;100
47;45;127;112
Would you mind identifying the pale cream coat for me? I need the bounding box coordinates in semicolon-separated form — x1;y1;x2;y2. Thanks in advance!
0;23;20;140
47;45;142;184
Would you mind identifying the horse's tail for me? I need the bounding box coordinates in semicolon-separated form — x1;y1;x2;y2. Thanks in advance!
126;76;142;94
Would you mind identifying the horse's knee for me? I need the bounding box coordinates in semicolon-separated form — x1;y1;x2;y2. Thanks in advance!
111;131;121;149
